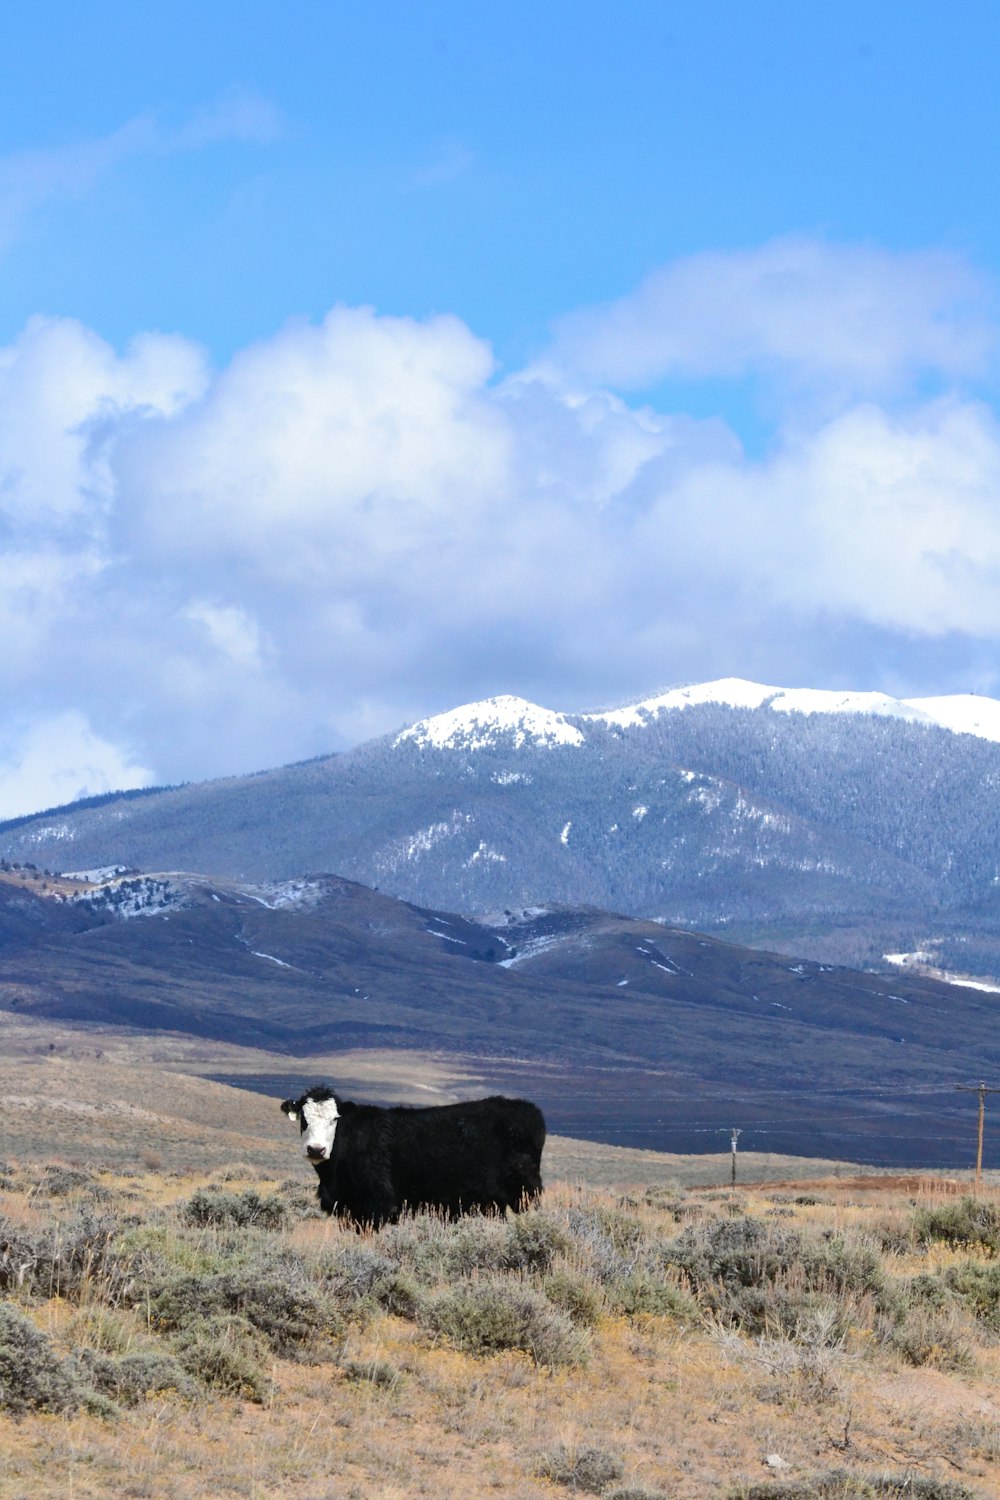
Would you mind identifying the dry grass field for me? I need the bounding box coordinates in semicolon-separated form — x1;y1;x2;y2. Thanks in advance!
4;1141;1000;1496
3;1020;1000;1499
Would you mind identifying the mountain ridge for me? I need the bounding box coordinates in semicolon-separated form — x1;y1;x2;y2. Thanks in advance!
401;677;1000;746
0;863;996;1167
4;676;1000;979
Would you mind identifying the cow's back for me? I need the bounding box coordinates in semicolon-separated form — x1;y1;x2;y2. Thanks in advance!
385;1095;544;1215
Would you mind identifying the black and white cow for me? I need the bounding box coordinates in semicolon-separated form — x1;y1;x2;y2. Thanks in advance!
280;1086;545;1228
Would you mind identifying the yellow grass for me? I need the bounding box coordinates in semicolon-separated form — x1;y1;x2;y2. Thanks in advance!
3;1166;1000;1498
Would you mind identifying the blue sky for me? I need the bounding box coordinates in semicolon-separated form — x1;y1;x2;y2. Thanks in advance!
3;1;1000;815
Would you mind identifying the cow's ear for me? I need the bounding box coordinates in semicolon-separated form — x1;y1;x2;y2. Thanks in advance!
280;1100;299;1121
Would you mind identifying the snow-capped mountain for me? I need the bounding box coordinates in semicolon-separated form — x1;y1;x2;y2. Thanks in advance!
395;677;1000;749
5;675;1000;979
584;677;1000;743
396;694;585;750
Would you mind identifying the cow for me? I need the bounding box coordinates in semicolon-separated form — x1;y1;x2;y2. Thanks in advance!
280;1085;545;1228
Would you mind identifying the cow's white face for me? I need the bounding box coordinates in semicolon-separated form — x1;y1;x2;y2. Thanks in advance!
300;1095;339;1162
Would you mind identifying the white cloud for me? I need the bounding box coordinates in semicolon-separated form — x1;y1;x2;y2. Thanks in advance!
542;237;994;398
3;241;1000;813
184;601;270;668
113;304;510;577
0;714;153;821
0;315;207;526
626;395;1000;639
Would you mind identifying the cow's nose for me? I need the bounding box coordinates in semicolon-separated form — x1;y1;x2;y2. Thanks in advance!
306;1145;326;1162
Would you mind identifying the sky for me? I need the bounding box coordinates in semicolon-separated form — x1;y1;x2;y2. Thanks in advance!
4;1;1000;817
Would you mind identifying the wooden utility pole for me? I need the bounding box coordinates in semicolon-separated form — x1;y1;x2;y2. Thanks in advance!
730;1127;742;1187
955;1082;1000;1188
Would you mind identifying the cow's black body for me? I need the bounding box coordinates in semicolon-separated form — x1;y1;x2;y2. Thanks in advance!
281;1088;545;1228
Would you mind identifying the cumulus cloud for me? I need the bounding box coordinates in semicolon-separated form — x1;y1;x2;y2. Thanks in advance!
0;315;208;526
3;239;1000;818
631;397;1000;637
0;714;153;822
113;304;509;578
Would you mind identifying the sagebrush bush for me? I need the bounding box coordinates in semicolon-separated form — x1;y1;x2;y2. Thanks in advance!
926;1259;1000;1332
505;1212;569;1271
320;1241;399;1305
74;1346;196;1405
0;1217;39;1293
0;1302;81;1416
714;1314;850;1405
35;1165;96;1197
881;1292;979;1372
215;1165;256;1183
378;1212;456;1281
912;1197;1000;1254
533;1200;699;1324
607;1490;669;1500
148;1266;340;1357
439;1216;518;1276
424;1277;587;1366
732;1470;978;1498
543;1267;605;1327
275;1179;323;1219
642;1183;688;1213
435;1211;569;1278
337;1354;402;1389
563;1204;651;1290
569;1204;646;1257
870;1222;918;1257
169;1313;272;1402
535;1443;624;1492
0;1210;140;1305
665;1216;891;1338
605;1267;698;1320
183;1188;288;1230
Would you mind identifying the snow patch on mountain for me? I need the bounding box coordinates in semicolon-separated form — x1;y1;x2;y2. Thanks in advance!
397;695;585;751
70;873;187;919
498;932;569;968
375;811;473;876
467;841;507;866
905;694;1000;743
252;950;296;968
22;822;77;845
586;678;776;726
885;947;1000;994
586;678;1000;743
248;878;325;911
63;866;131;883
